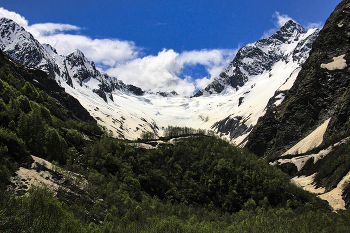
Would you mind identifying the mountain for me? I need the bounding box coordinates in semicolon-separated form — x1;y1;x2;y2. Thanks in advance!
0;17;144;100
4;2;350;229
245;0;350;210
194;20;318;97
0;17;318;142
194;20;319;144
246;0;350;159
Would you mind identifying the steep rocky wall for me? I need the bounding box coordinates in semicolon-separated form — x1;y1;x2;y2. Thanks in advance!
246;0;350;159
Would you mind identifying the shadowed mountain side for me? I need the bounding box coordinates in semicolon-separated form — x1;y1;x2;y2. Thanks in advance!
0;49;94;122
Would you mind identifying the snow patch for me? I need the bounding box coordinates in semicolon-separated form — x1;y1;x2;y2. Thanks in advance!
272;137;350;172
321;54;347;70
292;171;350;211
318;171;350;211
292;174;325;194
277;67;301;92
283;118;331;156
284;137;350;211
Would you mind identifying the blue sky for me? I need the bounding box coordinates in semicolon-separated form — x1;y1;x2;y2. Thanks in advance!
0;0;341;95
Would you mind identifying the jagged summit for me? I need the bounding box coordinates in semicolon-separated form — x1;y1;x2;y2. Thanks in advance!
0;17;145;98
0;17;29;37
194;20;318;97
0;18;48;69
270;20;307;43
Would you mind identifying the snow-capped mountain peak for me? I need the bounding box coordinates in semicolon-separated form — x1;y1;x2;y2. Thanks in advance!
270;20;307;43
194;20;319;97
0;18;47;68
0;17;145;98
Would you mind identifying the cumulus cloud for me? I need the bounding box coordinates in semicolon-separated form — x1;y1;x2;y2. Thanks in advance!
262;11;323;39
0;7;28;27
106;49;237;96
106;49;187;94
36;34;140;65
28;23;81;38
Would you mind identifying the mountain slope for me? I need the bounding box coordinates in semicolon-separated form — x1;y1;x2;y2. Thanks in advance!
245;0;350;211
0;49;93;122
194;20;318;97
246;0;350;159
0;17;318;141
0;18;144;99
193;20;319;144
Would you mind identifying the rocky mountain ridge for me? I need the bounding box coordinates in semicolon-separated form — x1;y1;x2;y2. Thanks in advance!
0;17;144;101
194;20;319;97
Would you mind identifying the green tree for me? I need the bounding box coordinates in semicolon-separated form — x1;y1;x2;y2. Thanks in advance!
17;95;31;113
140;131;156;140
45;128;68;163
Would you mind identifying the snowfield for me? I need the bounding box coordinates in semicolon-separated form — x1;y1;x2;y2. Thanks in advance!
60;57;302;142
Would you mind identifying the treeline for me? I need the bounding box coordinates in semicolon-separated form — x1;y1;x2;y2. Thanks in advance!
139;126;213;141
163;126;212;138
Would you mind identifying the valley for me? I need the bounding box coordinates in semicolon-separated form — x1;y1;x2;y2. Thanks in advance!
1;0;350;232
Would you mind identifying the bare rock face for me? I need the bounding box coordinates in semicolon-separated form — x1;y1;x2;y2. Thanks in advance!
246;0;350;159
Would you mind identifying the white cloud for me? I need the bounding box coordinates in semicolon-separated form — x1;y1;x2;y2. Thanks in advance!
106;49;237;96
106;49;186;94
0;7;28;27
36;33;140;64
305;22;323;30
27;23;81;38
195;77;212;90
273;12;293;27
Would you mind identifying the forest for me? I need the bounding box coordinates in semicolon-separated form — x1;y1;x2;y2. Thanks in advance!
1;63;350;232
